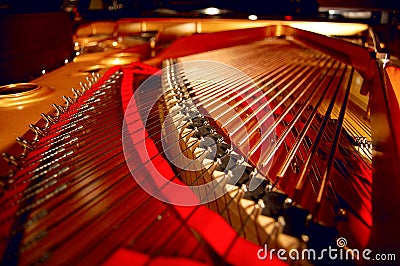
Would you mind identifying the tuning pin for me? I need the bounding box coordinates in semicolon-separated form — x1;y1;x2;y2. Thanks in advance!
41;113;55;129
106;78;116;85
52;103;65;117
66;95;75;104
71;87;82;99
95;72;100;80
89;72;99;83
85;76;93;86
62;96;74;110
2;153;19;167
16;137;34;156
29;124;45;141
80;81;89;93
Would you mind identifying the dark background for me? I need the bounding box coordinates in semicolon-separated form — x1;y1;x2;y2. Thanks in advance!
1;0;399;16
1;0;399;86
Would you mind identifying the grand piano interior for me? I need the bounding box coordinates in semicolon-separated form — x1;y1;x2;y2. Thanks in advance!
1;0;400;265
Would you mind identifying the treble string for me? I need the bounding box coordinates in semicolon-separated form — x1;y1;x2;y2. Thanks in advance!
146;46;324;256
256;59;340;170
222;59;321;138
187;52;303;112
172;42;368;245
201;60;301;116
242;57;331;151
185;51;300;109
185;50;323;140
182;49;328;166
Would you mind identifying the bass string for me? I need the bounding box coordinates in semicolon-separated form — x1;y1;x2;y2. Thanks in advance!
112;43;368;258
237;50;369;223
304;113;372;215
178;41;281;70
224;53;326;134
182;51;334;172
180;39;313;75
0;70;216;262
122;79;290;260
8;100;126;188
322;99;372;150
185;42;323;85
280;108;341;214
16;83;250;258
257;58;341;171
313;68;355;217
268;61;368;219
328;101;372;161
338;103;371;137
0;53;282;210
8;84;123;170
291;64;350;205
132;85;265;250
134;47;318;148
275;62;346;179
183;50;324;116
